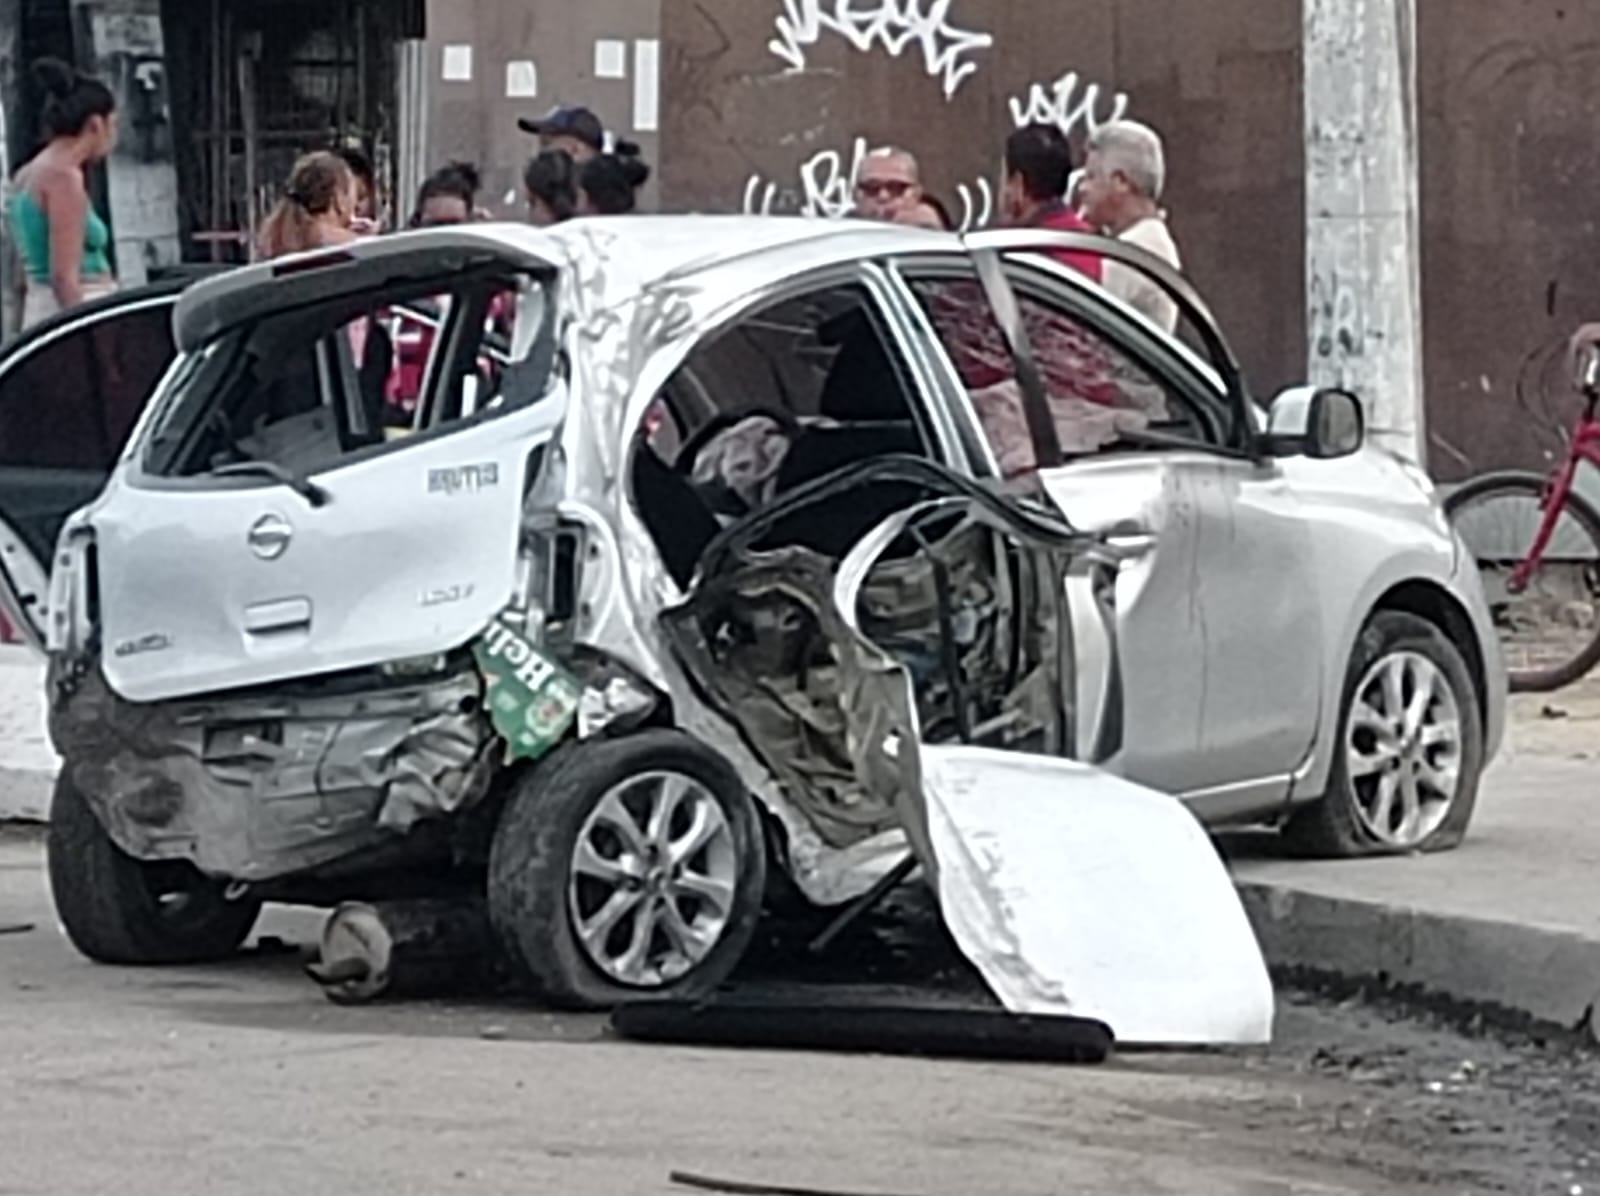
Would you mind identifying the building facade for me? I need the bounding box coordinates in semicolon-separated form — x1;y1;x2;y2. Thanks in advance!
2;0;1595;479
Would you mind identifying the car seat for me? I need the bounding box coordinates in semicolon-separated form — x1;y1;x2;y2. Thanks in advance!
766;310;930;557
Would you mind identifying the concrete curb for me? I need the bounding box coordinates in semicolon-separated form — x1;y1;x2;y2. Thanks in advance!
1238;880;1600;1044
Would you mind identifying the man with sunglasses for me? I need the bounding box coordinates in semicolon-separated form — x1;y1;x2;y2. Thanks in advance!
852;147;924;223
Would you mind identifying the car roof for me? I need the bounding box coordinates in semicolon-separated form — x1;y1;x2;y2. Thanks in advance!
167;217;964;351
533;215;960;287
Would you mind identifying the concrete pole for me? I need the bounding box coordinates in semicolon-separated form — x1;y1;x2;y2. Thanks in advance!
1303;0;1425;465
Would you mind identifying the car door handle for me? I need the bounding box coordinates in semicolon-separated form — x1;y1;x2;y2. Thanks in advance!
244;597;312;635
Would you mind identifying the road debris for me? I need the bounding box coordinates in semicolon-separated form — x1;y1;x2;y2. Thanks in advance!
0;922;35;936
611;1000;1114;1064
920;746;1275;1045
670;1170;927;1196
305;899;501;1005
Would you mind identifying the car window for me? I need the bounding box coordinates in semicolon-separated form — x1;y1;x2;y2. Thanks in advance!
631;279;939;586
0;300;176;474
654;282;930;458
145;272;547;479
905;265;1223;478
0;300;177;563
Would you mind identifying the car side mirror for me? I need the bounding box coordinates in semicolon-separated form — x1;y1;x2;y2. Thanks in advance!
1262;386;1365;459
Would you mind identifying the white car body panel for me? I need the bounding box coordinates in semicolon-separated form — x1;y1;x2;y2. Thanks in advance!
95;390;566;703
1039;452;1322;813
0;218;1506;895
1274;442;1506;797
923;744;1275;1045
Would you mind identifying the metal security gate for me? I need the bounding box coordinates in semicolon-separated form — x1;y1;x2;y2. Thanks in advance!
161;0;422;262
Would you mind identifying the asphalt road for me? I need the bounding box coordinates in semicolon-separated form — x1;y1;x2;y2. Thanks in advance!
1;826;1594;1196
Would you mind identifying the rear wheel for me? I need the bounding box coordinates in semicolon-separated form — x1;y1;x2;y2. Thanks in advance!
487;731;766;1009
47;770;260;965
1446;470;1600;692
1284;612;1483;858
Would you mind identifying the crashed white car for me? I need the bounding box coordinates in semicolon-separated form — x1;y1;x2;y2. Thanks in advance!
0;218;1503;1043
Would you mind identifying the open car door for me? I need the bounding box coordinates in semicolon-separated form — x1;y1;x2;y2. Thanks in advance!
948;230;1323;815
0;284;186;652
661;456;1273;1046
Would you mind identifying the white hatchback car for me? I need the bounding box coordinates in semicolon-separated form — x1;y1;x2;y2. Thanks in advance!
0;218;1502;1009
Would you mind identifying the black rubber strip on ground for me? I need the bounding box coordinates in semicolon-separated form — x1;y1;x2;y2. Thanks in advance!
670;1169;927;1196
611;1001;1114;1064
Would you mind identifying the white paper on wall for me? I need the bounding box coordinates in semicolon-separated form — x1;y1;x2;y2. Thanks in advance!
595;39;628;79
442;45;473;82
506;60;538;98
632;39;660;132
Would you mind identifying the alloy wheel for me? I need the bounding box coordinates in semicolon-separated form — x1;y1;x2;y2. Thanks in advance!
1343;650;1464;848
567;770;739;987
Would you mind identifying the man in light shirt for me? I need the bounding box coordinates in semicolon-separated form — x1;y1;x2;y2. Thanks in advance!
1078;120;1182;333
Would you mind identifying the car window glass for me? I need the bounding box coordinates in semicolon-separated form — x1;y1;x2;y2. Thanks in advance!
660;284;926;451
148;274;540;479
0;302;177;564
906;268;1214;479
0;302;175;475
631;281;936;586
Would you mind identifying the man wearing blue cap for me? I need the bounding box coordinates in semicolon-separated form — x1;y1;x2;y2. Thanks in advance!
518;106;605;163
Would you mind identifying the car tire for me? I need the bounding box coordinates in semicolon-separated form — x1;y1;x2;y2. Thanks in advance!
487;730;767;1010
47;769;261;965
1283;611;1484;859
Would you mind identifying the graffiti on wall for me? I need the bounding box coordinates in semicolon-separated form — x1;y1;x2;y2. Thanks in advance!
768;0;994;100
739;83;1127;229
1008;71;1129;140
741;136;995;230
746;2;1133;230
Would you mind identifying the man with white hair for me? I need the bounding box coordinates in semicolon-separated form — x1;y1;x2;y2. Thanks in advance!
1079;120;1182;333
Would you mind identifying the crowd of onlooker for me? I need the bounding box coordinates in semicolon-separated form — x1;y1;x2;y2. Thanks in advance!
7;47;1181;339
849;120;1181;333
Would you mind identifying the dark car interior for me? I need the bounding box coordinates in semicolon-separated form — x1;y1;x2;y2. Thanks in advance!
629;284;940;588
0;296;179;561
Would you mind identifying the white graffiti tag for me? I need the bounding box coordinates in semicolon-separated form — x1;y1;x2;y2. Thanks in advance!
744;138;868;220
955;178;993;231
769;0;994;101
741;138;992;232
1008;71;1130;139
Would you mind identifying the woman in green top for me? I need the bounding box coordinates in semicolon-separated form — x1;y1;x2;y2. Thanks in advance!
9;58;119;329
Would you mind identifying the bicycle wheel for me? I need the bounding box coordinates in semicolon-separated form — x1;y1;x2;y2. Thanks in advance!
1446;470;1600;692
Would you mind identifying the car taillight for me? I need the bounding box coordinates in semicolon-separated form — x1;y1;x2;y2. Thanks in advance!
0;610;19;643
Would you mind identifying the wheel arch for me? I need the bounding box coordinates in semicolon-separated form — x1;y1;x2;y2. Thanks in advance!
1370;579;1490;733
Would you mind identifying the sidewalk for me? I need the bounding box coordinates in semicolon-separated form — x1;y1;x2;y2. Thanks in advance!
0;648;51;822
1234;685;1600;1042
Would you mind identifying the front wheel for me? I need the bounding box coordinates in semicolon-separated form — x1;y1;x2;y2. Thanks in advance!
1283;611;1484;858
1446;469;1600;692
47;770;261;965
487;731;766;1010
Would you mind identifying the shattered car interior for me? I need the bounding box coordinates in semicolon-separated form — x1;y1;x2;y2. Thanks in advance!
637;287;1092;848
0;218;1504;1051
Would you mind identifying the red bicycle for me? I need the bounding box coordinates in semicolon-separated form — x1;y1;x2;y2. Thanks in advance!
1447;342;1600;692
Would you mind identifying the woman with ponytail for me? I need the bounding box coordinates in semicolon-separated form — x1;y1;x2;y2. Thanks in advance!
256;151;359;260
524;150;578;226
9;58;118;327
577;140;651;216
